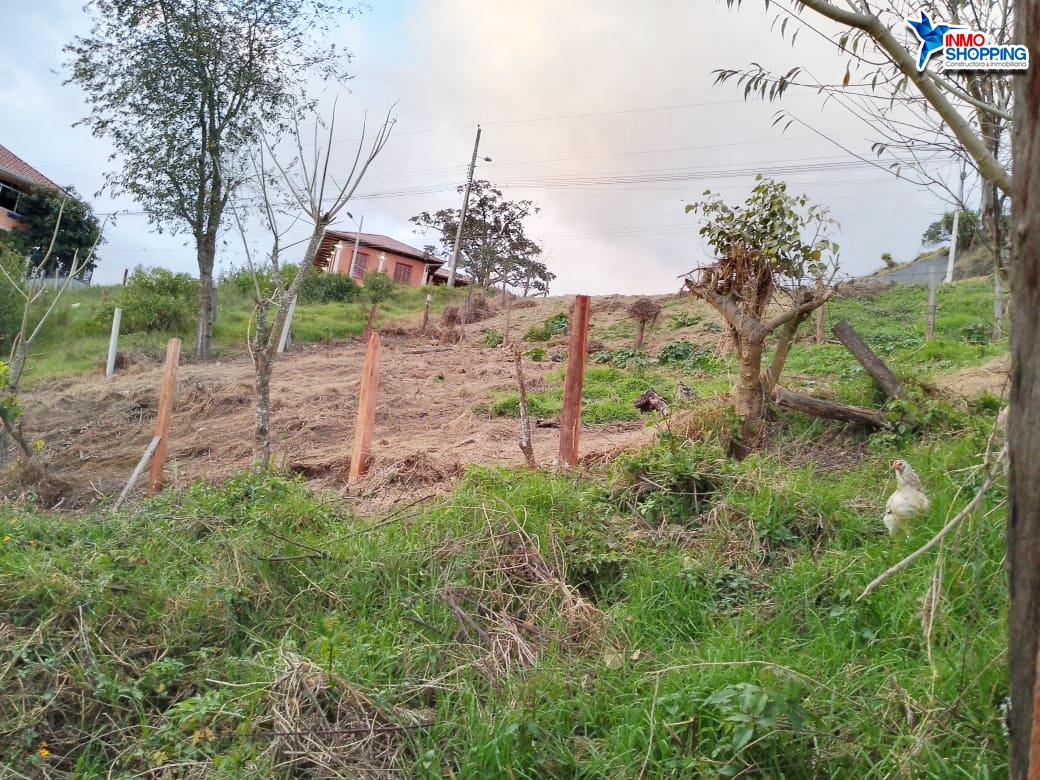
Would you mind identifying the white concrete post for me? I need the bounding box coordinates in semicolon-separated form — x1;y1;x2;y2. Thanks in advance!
277;296;298;354
106;307;122;378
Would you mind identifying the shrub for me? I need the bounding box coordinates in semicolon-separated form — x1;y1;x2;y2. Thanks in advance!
670;312;702;329
218;263;295;298
299;272;359;304
593;348;648;369
97;266;198;333
363;272;397;303
524;313;570;342
525;347;546;362
482;330;504;347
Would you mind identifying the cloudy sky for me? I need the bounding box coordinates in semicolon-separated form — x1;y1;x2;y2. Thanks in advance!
2;0;964;292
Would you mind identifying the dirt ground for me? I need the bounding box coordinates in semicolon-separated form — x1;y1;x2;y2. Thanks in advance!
18;293;717;511
931;354;1010;401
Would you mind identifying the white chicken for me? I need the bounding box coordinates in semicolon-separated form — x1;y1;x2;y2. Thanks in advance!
883;459;930;534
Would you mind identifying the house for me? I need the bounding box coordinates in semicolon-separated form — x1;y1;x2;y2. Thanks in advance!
313;230;445;287
0;143;61;232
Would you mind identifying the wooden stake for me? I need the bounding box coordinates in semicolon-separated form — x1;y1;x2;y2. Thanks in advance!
106;307;122;378
349;332;381;484
148;338;181;495
926;264;937;341
362;303;378;344
832;319;907;401
420;294;431;334
277;295;297;353
558;295;590;467
121;268;128;286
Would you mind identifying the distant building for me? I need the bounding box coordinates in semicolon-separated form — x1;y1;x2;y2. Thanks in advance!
0;143;61;232
313;230;450;287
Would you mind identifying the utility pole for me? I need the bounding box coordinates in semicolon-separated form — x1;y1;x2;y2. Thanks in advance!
447;125;482;288
348;215;365;279
945;166;967;284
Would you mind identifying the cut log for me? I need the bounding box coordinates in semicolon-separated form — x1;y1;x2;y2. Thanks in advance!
832;319;906;400
772;386;890;429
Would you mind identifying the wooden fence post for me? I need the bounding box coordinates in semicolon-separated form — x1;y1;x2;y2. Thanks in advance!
926;264;937;341
362;304;378;344
558;295;590;467
147;338;181;495
277;296;297;354
420;294;432;334
349;332;381;484
106;307;122;378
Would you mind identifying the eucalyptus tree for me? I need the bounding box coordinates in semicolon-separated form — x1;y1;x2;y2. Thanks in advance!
65;0;352;358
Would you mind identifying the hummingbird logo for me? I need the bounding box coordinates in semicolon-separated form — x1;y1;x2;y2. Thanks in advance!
905;10;962;71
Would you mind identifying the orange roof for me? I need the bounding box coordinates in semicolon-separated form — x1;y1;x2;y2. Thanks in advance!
0;143;60;191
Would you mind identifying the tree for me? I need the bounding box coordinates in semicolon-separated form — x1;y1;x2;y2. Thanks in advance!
921;209;984;250
684;178;837;451
1;186;102;278
881;252;896;269
235;109;393;469
1007;0;1039;773
411;180;543;290
66;0;351;359
510;254;556;297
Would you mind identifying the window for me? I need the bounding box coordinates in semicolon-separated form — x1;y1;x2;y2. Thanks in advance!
352;252;368;279
393;262;412;284
0;183;20;213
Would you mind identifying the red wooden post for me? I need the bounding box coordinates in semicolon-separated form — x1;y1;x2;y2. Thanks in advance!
362;304;378;344
147;338;181;495
349;332;381;484
558;295;590;467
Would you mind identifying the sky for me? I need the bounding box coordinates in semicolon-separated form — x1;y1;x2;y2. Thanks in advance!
1;0;966;293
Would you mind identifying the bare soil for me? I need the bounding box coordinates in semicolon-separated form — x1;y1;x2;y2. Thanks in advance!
18;294;722;511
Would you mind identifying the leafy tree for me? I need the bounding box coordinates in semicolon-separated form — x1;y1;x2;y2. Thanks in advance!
685;178;837;452
921;210;983;250
65;0;351;359
881;252;896;270
508;253;555;297
0;187;102;278
411;180;544;290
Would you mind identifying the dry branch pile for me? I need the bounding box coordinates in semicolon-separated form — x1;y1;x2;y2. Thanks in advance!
435;525;604;680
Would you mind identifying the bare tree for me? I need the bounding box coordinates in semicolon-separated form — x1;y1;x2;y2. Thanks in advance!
0;201;106;460
236;108;394;469
1007;0;1039;772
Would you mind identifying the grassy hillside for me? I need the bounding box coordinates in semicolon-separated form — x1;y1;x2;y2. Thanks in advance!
0;279;1011;777
6;278;466;388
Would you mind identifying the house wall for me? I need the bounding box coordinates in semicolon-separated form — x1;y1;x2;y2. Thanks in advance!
0;210;19;231
331;243;431;287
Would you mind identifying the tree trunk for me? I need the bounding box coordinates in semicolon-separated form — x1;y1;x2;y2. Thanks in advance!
1008;3;1040;772
196;256;216;360
832;319;906;401
762;309;810;394
734;336;766;449
634;320;646;350
772;386;889;429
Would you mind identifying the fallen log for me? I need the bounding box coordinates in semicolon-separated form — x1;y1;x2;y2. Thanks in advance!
772;386;890;429
832;319;906;400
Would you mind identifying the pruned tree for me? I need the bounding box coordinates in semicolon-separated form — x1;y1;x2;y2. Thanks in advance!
1007;0;1039;773
66;0;353;359
0;186;102;279
628;298;662;350
411;180;543;290
236;108;394;469
684;177;838;450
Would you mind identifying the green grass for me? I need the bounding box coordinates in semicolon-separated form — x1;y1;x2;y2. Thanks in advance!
0;408;1008;776
9;282;466;387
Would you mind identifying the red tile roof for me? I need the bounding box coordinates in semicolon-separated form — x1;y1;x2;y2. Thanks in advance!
314;229;443;269
0;144;60;191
